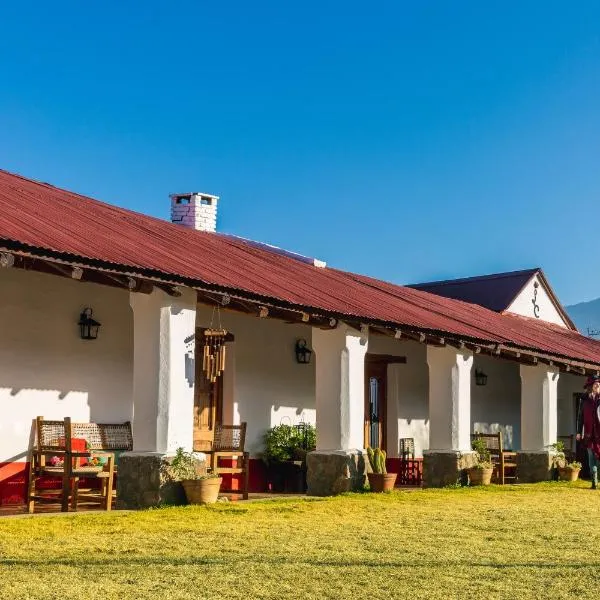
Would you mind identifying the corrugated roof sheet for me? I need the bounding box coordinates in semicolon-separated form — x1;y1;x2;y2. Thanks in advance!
409;269;539;312
1;167;600;365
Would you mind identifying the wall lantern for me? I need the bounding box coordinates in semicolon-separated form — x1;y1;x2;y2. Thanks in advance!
474;369;488;386
78;307;101;340
295;339;312;364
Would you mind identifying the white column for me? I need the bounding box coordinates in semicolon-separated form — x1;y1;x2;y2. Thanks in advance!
520;364;559;451
427;346;473;452
312;324;368;450
129;288;197;454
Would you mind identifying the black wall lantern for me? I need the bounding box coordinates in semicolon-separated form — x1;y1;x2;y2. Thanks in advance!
78;307;101;340
295;339;312;364
474;369;488;386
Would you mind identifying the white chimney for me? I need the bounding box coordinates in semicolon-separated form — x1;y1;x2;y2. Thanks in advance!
170;192;219;232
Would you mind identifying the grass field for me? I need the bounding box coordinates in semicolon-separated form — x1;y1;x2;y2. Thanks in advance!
1;482;599;600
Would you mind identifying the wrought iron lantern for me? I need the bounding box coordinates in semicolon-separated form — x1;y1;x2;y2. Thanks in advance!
295;338;312;364
78;307;101;340
474;369;488;386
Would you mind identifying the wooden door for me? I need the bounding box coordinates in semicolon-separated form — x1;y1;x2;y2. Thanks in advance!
364;360;387;451
193;328;225;451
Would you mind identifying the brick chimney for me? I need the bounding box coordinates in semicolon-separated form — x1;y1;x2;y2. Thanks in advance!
170;192;219;232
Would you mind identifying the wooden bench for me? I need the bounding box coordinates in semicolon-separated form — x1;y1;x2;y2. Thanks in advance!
27;417;132;513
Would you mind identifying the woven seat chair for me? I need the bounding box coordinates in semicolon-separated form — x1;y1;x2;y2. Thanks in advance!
471;432;517;484
206;423;249;499
69;421;132;509
27;417;116;513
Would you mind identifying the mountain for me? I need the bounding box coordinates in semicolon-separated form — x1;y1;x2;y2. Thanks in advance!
566;298;600;337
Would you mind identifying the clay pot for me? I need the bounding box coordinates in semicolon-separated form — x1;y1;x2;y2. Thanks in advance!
468;467;493;486
182;477;223;504
558;467;581;482
367;472;397;492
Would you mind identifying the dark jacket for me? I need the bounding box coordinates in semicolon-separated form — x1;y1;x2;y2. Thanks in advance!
577;393;600;457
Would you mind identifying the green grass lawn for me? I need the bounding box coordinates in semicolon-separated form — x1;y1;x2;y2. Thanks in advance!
1;482;599;599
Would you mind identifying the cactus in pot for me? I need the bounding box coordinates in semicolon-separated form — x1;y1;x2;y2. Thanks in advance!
366;447;396;491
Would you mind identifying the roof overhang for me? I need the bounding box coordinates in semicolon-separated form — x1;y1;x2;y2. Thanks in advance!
1;241;598;376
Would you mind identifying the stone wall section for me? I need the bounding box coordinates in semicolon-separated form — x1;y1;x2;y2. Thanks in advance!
422;450;477;487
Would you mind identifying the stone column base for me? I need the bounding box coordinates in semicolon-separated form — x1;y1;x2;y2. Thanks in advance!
423;450;477;487
117;451;206;509
306;449;368;496
517;451;553;483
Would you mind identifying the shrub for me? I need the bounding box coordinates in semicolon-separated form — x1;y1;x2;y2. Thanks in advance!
262;424;316;464
471;437;493;470
162;447;219;481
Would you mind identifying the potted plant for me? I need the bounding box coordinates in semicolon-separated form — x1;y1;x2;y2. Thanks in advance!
468;438;494;486
550;441;582;482
559;461;582;482
165;447;222;504
366;447;397;492
262;424;316;493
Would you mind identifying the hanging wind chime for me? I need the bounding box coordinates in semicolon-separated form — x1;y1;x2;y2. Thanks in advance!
202;307;228;383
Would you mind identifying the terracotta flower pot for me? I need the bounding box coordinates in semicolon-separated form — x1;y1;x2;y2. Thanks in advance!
182;477;223;504
468;467;493;486
367;472;397;492
558;467;581;482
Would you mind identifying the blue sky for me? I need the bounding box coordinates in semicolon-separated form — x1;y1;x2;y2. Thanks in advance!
1;2;599;304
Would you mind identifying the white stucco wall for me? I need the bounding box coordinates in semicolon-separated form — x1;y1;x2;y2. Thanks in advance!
471;355;521;450
0;268;133;463
506;274;568;328
195;305;315;456
368;336;429;458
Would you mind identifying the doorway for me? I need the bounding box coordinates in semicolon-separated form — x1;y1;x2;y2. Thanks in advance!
364;354;406;452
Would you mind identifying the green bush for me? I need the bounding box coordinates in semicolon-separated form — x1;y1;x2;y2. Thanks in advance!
262;424;316;464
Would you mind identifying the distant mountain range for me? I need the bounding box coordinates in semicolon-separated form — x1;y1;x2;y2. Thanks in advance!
567;298;600;337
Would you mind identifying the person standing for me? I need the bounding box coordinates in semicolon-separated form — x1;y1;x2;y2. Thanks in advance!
576;375;600;489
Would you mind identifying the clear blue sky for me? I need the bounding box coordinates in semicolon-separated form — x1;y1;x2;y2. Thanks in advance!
1;2;599;304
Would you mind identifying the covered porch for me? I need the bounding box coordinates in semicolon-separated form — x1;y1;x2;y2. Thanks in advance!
0;258;592;509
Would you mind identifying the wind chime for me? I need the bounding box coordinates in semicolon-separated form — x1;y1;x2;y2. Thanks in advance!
202;307;228;383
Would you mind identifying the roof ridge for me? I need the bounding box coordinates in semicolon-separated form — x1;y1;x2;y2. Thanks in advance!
409;268;540;288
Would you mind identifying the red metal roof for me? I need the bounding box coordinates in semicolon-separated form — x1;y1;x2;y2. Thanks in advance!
1;167;600;365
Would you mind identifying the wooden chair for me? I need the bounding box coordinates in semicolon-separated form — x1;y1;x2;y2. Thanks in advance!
398;438;417;486
399;438;415;460
206;423;249;500
471;432;517;485
27;417;115;513
69;421;132;509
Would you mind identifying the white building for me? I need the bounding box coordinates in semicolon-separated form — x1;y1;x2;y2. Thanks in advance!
0;168;597;505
